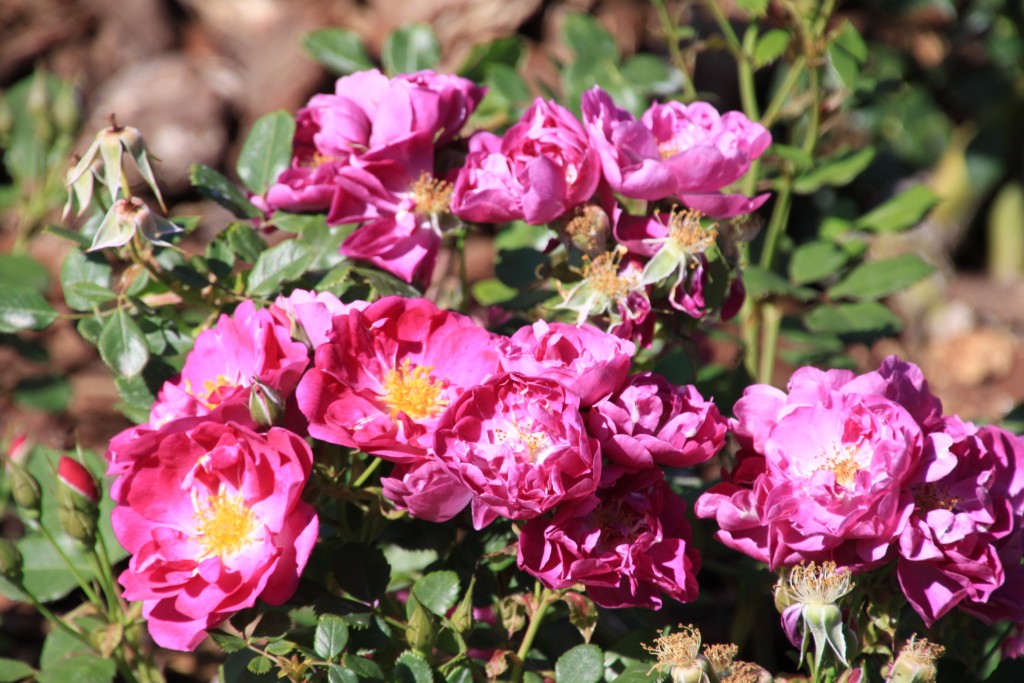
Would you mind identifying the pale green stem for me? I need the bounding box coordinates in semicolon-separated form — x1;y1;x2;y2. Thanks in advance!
352;457;383;488
38;524;103;608
511;586;557;683
651;0;698;101
761;56;808;128
738;25;761;121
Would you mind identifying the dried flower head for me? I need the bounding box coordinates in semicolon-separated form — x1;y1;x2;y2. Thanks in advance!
644;625;709;683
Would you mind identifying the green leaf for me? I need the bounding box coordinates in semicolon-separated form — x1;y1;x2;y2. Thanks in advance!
333;542;391;604
98;308;149;378
393;651;433;683
63;282;116;308
315;615;350;660
342;655;385;680
246;239;316;297
620;55;682;96
854;185;939;233
225;222;268;263
0;658;36;682
789;241;849;285
412;571;461;617
445;668;474;683
0;255;50;292
13;375;71;413
827;20;868;89
237;111;296;195
563;13;619;64
189;164;262;219
210;632;248;654
60;247;113;311
792;148;875;194
471;278;517;306
827;254;934;301
613;664;663;683
247;657;273;675
354;267;422;298
804;301;902;335
382;24;440;75
736;0;769;14
458;37;523;82
754;29;790;67
115;375;156;424
303;28;375;75
328;665;359;683
743;266;816;302
271;211;328;234
555;644;604;683
36;656;115;683
0;287;57;332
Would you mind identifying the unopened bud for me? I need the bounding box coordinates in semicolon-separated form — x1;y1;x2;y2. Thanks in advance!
888;636;944;683
249;379;284;428
449;576;476;633
0;538;23;583
57;456;100;505
56;456;100;546
405;593;436;653
8;461;42;518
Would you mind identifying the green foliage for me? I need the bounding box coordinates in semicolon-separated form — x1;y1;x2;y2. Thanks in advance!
303;28;376;75
238;111;296;195
555;645;605;683
383;24;441;75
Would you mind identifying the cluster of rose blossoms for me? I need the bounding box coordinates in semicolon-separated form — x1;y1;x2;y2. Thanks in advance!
258;68;770;333
696;358;1024;630
105;291;728;650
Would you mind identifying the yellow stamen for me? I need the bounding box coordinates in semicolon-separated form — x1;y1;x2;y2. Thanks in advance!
412;172;453;216
778;561;854;606
580;246;641;300
817;442;866;488
912;483;961;513
185;375;236;410
666;208;718;255
192;487;258;560
381;358;448;420
494;421;550;463
644;624;702;676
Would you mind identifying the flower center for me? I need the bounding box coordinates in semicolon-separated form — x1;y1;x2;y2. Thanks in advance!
185;374;237;410
912;483;961;513
381;358;448;420
666;208;717;256
310;151;340;167
494;420;551;463
582;246;641;300
192;488;258;560
644;624;702;676
781;561;853;605
816;442;867;488
412;172;453;216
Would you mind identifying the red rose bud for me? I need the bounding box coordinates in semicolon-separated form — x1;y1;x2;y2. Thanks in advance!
7;433;30;465
58;456;100;505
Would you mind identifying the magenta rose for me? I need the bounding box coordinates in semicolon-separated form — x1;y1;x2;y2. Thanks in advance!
273;289;369;349
433;372;601;529
148;300;310;428
451;98;600;225
897;424;1024;625
380;457;473;523
497;320;635;406
587;372;727;470
517;467;700;609
582;87;769;217
111;421;318;650
296;296;501;461
695;357;950;571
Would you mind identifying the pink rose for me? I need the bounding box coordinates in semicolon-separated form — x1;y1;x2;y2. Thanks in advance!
380;457;473;523
57;456;100;504
695;356;948;571
497;320;635;406
451;99;600;225
273;289;369;349
587;372;727;470
897;425;1024;625
296;296;501;461
517;468;700;609
112;421;318;650
582;87;769;217
433;373;601;529
149;301;310;428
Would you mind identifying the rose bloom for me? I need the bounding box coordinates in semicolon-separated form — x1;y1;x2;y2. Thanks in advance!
111;421;318;651
451;98;601;225
296;296;501;461
582;87;769;217
273;289;369;349
897;424;1024;625
264;69;484;215
434;372;601;529
695;357;951;571
148;300;310;428
518;467;700;609
587;372;727;470
380;457;473;523
497;320;635;407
